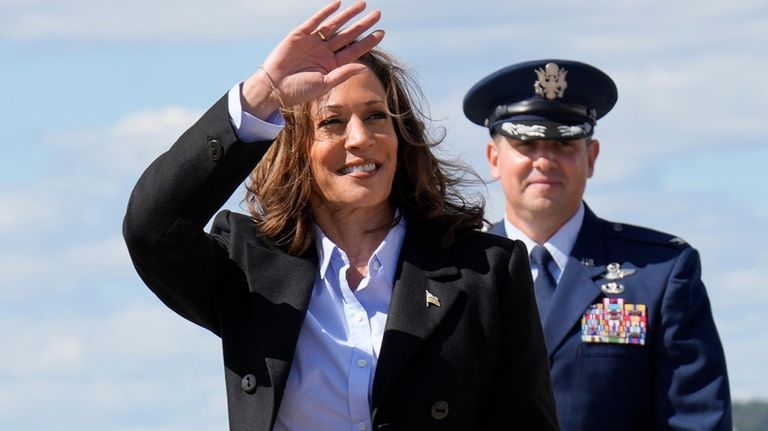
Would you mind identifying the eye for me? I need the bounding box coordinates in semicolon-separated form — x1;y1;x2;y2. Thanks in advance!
512;140;534;150
366;111;388;121
318;117;344;128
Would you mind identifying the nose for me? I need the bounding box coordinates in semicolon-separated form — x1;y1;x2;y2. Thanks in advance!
531;146;557;171
344;116;373;150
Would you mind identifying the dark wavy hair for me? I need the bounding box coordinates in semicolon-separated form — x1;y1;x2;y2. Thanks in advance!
245;48;485;255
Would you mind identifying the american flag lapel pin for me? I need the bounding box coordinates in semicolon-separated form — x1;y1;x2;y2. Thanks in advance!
426;290;441;307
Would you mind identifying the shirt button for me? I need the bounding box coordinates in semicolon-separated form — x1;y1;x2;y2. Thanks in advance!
372;260;381;270
358;422;367;430
356;312;364;322
357;359;368;367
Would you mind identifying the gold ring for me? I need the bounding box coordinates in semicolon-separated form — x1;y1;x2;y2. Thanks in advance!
317;30;328;41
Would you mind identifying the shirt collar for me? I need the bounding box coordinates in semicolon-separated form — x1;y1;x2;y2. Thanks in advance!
504;202;585;273
314;212;407;282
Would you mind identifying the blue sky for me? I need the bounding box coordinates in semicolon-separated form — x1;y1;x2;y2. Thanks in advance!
1;0;766;429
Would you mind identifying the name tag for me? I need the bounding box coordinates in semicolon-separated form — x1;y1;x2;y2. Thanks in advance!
581;298;647;345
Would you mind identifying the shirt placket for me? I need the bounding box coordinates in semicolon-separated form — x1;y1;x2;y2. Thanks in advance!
338;254;378;431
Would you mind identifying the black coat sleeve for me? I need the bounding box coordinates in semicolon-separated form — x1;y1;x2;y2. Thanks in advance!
122;95;273;334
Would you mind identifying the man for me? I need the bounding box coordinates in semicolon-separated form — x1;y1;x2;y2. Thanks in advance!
463;59;732;430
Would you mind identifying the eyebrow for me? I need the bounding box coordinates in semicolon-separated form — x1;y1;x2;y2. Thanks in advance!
318;99;385;112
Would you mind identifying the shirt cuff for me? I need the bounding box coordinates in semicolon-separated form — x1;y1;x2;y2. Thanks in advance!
227;82;285;143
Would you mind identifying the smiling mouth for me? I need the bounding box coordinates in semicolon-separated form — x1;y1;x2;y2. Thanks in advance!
338;163;378;175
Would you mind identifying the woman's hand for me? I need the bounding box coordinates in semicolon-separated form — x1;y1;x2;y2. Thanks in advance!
241;1;384;119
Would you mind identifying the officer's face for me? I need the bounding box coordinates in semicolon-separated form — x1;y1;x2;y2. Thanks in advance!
487;136;599;228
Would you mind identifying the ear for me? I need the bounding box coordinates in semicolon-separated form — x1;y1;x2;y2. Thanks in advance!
486;139;501;180
587;139;600;178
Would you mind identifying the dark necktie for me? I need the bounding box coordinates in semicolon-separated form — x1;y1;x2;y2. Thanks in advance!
531;245;556;318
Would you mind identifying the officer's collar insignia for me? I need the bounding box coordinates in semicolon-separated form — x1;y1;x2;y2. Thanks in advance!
534;62;568;100
581;258;595;266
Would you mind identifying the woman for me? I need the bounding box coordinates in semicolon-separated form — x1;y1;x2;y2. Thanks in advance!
123;2;557;430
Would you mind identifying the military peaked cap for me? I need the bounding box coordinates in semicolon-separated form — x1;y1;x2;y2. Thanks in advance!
463;59;618;140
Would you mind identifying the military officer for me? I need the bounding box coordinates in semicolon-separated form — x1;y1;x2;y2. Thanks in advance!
463;59;732;430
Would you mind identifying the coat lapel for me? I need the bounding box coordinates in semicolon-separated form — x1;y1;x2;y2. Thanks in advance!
371;231;462;410
541;206;608;356
244;242;317;425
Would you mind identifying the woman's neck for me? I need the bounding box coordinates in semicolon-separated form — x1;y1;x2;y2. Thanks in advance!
313;203;394;290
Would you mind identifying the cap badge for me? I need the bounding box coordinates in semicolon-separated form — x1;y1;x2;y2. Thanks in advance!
534;62;568;100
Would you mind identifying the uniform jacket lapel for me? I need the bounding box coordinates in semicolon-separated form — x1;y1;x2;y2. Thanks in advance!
489;220;506;237
541;206;608;356
371;230;462;411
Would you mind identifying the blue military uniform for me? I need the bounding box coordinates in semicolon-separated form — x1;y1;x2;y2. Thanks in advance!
466;60;732;430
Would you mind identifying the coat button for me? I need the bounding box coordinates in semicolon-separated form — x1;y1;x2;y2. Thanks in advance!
241;374;257;394
430;400;449;420
208;139;224;162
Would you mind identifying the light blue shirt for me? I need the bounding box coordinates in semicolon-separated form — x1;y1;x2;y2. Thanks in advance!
504;203;585;283
274;220;406;431
227;82;284;142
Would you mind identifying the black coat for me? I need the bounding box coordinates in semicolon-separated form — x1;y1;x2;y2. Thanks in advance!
123;95;559;431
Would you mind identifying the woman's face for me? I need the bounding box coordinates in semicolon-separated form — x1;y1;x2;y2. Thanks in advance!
308;66;398;217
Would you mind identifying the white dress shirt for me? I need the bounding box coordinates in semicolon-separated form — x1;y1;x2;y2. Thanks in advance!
504;203;585;282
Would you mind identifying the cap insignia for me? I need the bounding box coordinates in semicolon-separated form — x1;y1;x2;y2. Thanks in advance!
558;122;592;137
500;122;546;138
534;63;568;100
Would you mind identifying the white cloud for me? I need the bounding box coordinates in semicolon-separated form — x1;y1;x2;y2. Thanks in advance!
1;0;317;42
45;106;202;176
0;105;201;304
0;302;228;430
3;0;765;47
0;105;200;233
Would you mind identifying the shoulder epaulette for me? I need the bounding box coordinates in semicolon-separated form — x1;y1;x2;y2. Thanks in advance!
606;221;689;248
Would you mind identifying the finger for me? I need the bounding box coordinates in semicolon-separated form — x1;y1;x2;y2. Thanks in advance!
334;29;385;65
324;63;370;88
296;0;342;34
314;0;367;39
327;9;381;52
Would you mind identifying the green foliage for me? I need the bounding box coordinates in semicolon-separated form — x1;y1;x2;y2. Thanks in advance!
734;399;768;431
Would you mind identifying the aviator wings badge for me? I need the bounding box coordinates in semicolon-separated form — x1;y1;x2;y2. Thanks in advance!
600;262;636;295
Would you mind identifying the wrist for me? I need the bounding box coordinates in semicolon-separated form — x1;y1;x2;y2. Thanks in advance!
241;68;284;120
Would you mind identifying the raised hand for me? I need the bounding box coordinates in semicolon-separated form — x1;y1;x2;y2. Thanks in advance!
241;1;384;119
